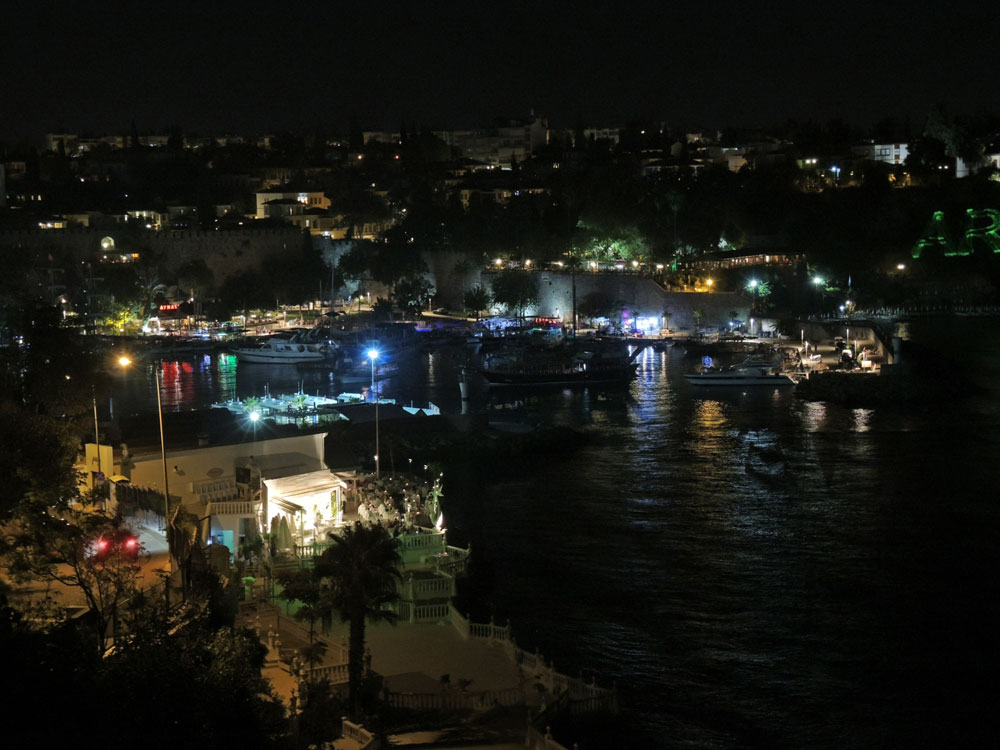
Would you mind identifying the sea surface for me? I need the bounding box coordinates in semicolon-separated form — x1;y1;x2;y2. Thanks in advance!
112;319;1000;749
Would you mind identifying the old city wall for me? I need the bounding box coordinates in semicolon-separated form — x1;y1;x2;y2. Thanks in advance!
478;270;748;331
0;226;305;280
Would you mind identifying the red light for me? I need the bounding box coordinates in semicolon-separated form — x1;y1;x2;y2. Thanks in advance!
97;539;109;550
125;538;138;549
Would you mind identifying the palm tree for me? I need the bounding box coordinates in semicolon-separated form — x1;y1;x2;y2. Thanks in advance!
463;285;491;320
314;523;402;718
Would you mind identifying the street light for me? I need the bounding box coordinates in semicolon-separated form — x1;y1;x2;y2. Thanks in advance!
92;386;102;486
368;348;380;478
118;356;171;574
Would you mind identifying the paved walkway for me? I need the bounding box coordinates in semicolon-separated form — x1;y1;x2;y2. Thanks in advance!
240;603;524;700
332;619;523;694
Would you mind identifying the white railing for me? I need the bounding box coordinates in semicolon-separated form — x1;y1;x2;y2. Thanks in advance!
448;604;473;639
525;725;572;750
307;662;349;685
412;603;450;622
194;478;239;503
448;607;618;715
399;531;446;551
252;606;349;664
470;620;512;642
341;717;377;749
411;577;454;598
208;500;255;515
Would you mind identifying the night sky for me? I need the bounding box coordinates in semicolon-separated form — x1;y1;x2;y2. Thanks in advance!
3;0;998;141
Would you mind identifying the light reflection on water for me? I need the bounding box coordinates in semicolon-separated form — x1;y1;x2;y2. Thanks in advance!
110;323;1000;748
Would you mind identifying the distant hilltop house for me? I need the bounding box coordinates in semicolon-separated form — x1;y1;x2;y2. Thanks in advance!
852;141;910;165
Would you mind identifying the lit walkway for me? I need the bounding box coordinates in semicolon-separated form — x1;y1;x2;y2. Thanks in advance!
241;603;525;699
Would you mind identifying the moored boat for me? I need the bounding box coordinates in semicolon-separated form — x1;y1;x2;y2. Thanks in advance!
684;355;796;386
475;337;646;388
232;330;337;364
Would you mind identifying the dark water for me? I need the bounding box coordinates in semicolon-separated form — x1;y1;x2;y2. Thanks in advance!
114;320;1000;749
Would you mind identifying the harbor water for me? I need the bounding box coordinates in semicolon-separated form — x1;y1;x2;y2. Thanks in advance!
113;319;1000;748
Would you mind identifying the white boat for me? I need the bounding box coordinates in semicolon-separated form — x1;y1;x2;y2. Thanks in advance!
233;331;337;364
684;355;796;387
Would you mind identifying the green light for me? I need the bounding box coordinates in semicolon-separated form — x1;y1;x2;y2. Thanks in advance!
963;208;1000;255
912;211;954;259
913;208;1000;259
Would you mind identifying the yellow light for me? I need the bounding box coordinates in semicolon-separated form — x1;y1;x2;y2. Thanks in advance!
118;356;132;367
706;278;714;286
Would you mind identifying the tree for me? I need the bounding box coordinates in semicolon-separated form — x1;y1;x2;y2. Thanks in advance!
313;523;401;718
391;275;434;317
277;568;332;676
175;258;215;317
5;509;143;656
490;269;539;320
463;285;491;320
577;290;613;324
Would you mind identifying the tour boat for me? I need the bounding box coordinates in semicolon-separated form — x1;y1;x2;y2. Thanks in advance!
684;355;796;386
232;331;337;364
475;338;645;388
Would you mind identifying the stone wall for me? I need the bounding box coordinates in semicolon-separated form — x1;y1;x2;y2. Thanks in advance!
476;269;748;332
0;226;306;281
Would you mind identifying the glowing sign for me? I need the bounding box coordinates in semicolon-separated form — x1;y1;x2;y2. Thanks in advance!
964;208;1000;255
912;209;1000;258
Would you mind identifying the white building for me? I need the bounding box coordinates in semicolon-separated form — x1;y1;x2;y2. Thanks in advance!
124;432;355;559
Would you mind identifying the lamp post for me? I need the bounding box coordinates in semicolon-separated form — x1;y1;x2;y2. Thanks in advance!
92;386;102;485
249;409;260;445
368;348;380;478
119;356;171;576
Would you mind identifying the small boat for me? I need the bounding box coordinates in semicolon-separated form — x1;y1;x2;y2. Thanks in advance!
475;337;646;388
232;330;337;364
684;355;796;387
329;322;421;380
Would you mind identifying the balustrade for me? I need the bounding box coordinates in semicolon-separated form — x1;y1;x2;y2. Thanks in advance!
306;662;349;684
208;500;254;515
411;577;454;598
340;718;375;748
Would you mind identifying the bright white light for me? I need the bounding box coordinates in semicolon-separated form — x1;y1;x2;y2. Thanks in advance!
249;411;260;422
367;349;379;360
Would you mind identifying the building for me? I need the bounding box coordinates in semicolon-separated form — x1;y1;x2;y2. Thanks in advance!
853;141;910;165
255;187;330;219
121;431;354;560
